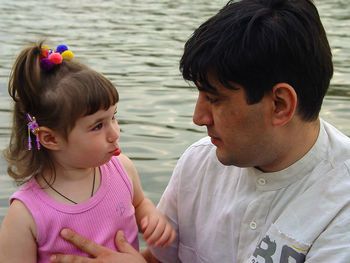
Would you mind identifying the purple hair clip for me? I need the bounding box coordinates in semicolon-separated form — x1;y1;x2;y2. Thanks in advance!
26;113;40;150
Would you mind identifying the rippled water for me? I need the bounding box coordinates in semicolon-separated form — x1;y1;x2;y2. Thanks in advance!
0;0;349;227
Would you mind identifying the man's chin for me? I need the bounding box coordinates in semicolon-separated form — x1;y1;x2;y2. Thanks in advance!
215;149;233;166
215;150;249;167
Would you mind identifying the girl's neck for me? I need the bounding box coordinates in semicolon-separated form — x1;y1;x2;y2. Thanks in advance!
36;167;101;205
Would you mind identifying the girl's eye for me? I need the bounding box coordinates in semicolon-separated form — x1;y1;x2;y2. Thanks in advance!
113;111;117;120
92;123;103;131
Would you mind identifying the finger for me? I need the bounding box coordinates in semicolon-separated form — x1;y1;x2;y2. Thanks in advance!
154;223;175;247
115;230;139;255
163;228;177;248
60;229;106;257
145;220;166;246
140;217;148;232
142;216;159;239
50;254;94;263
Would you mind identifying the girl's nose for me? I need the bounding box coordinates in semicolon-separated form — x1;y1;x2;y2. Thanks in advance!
107;122;120;143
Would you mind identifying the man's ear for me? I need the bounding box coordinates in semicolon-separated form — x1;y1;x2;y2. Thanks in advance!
271;83;297;126
37;127;61;151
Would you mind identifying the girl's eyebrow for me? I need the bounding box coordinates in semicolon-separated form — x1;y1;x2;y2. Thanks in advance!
86;116;105;129
87;110;115;129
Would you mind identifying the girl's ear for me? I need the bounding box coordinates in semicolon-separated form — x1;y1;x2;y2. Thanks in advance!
37;127;61;151
271;82;297;126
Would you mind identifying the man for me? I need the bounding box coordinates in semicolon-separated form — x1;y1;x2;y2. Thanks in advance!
51;0;350;262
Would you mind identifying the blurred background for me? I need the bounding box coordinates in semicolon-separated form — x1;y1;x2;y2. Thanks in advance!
0;0;349;245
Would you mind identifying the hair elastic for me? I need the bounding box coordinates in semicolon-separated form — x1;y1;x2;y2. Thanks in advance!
39;44;74;71
26;113;40;150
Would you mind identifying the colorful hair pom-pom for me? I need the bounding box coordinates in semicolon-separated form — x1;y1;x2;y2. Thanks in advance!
40;58;53;71
39;43;73;71
40;48;49;59
56;44;68;54
42;46;54;55
49;52;63;64
61;50;74;60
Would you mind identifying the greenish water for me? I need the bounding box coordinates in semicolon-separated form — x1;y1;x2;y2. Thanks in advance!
0;0;349;228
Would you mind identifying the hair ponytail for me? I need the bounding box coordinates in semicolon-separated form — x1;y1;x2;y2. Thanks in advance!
9;43;42;112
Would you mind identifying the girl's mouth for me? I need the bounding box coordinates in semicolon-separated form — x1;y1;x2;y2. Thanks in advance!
111;148;121;156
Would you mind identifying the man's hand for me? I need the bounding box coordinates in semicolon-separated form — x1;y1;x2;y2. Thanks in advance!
49;229;147;263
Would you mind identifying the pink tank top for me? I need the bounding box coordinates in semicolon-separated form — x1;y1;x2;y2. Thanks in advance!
10;156;139;263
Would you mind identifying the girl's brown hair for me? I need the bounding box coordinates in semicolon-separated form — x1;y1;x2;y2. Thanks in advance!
4;41;119;184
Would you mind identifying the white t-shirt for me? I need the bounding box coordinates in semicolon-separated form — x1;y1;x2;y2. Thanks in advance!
150;119;350;262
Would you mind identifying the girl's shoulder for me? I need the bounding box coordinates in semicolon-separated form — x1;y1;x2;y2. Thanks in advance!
116;154;139;188
2;198;37;240
0;199;37;262
104;154;137;177
117;153;134;166
117;153;135;170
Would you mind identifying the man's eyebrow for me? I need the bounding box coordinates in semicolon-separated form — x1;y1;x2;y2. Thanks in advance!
197;85;220;95
194;81;217;92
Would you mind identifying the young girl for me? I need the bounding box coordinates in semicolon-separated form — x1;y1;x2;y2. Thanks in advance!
0;41;176;263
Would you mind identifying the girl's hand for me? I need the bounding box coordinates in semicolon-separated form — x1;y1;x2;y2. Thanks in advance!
140;212;176;248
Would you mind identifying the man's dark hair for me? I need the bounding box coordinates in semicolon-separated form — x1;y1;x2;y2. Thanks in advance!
180;0;333;121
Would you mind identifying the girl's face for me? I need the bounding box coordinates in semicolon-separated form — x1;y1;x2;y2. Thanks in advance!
55;104;120;169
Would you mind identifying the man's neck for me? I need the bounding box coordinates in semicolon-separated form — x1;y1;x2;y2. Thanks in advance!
258;118;321;173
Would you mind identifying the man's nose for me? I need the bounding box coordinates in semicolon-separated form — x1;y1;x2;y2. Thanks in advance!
193;93;213;126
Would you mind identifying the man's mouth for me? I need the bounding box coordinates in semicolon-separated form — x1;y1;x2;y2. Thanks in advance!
208;133;221;146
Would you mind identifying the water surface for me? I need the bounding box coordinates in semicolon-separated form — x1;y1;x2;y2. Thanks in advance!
0;0;349;226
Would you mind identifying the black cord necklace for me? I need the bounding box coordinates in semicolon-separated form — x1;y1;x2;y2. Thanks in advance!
42;167;96;205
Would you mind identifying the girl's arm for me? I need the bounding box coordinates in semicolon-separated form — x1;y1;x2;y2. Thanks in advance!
0;199;37;263
118;154;176;248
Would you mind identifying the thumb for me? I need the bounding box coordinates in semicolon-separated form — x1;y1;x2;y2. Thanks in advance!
115;230;138;254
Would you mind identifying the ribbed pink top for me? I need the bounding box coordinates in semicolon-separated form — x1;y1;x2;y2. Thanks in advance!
10;156;139;262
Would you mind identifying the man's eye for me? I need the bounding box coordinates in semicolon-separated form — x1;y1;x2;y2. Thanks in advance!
206;95;218;104
92;123;103;131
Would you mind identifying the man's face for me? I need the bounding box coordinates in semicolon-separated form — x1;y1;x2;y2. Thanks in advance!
193;75;276;168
